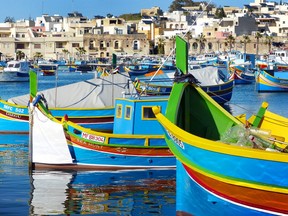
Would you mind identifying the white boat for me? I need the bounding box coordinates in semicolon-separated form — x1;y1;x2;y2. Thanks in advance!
0;60;30;82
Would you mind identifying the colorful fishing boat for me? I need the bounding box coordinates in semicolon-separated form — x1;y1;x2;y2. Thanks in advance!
0;71;133;134
255;69;288;92
229;62;255;84
38;62;58;76
153;36;288;215
28;72;175;170
133;65;234;104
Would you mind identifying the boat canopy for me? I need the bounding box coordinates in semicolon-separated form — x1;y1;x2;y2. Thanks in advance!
8;74;134;108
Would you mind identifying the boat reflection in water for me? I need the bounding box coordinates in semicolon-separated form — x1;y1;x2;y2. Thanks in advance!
29;169;176;215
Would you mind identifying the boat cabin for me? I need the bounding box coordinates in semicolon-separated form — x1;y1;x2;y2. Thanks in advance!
113;96;168;135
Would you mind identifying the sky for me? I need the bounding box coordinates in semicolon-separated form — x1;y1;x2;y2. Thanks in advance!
0;0;253;22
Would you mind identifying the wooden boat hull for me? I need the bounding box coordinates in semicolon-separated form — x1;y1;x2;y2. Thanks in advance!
30;99;175;170
134;78;234;104
154;82;288;215
60;118;175;169
256;70;288;92
182;162;288;215
0;99;114;134
229;71;255;84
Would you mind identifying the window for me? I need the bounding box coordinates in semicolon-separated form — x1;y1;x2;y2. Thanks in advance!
208;42;213;50
16;43;25;49
125;106;132;120
192;42;198;50
142;106;158;120
133;41;139;50
114;41;119;49
34;44;41;49
116;104;122;118
72;43;79;48
56;42;64;48
100;41;105;49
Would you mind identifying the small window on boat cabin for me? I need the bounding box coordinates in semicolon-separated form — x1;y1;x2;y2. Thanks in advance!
125;106;132;120
142;106;159;120
116;104;122;118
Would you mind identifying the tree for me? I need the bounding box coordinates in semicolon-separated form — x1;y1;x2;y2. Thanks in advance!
224;34;235;52
169;36;176;55
168;0;195;12
157;37;166;55
16;50;25;60
264;35;274;53
4;16;15;23
76;47;86;59
215;7;226;18
216;40;221;53
195;33;206;54
255;32;263;60
119;13;141;21
62;49;70;60
34;52;43;60
185;31;193;53
240;35;251;55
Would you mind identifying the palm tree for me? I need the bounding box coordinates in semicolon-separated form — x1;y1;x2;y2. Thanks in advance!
33;52;43;62
216;40;221;53
240;35;251;55
169;36;176;56
224;34;235;52
255;32;263;60
16;50;25;60
76;47;86;60
62;49;70;61
185;31;193;54
264;35;274;53
157;37;166;55
195;33;206;54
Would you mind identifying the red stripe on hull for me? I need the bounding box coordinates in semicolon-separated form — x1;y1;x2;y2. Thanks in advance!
67;134;173;157
184;164;288;215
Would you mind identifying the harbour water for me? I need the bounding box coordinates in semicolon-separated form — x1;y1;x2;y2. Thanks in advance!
1;71;288;215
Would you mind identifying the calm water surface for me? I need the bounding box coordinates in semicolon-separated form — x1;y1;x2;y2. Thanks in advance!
0;72;288;215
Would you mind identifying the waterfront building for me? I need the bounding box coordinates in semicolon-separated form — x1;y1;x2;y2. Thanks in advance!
0;2;288;61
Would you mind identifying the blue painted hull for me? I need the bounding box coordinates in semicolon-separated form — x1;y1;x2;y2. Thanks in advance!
165;133;288;187
66;121;175;168
176;162;272;215
256;70;288;92
0;99;114;133
68;144;175;168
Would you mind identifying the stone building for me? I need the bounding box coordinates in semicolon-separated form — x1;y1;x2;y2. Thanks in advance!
83;33;150;59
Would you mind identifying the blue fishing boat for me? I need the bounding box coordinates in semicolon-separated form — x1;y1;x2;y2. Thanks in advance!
28;69;175;170
153;36;288;215
229;62;255;84
256;69;288;92
133;65;234;104
0;71;133;134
